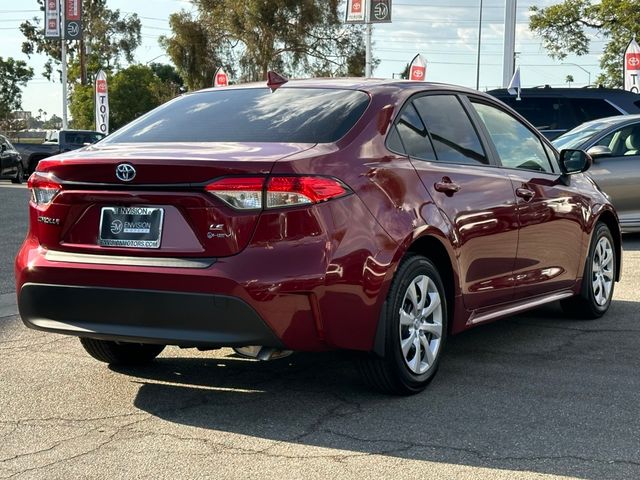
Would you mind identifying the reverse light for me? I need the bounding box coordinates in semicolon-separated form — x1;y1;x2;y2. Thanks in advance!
28;173;61;206
205;177;264;210
205;176;350;210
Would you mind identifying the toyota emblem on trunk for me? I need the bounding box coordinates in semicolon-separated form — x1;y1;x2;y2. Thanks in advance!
116;163;136;182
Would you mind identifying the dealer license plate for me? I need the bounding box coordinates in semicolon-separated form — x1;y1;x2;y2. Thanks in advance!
99;206;164;249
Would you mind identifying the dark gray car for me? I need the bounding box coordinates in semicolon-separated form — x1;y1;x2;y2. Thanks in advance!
0;135;26;183
553;114;640;232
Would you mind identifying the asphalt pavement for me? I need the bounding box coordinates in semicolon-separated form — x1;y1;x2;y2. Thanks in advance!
1;181;639;479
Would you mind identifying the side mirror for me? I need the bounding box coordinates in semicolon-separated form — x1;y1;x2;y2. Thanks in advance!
560;149;592;175
586;145;612;159
0;144;6;153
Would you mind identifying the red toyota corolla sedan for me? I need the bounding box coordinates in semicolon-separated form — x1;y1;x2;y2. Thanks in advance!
15;78;621;394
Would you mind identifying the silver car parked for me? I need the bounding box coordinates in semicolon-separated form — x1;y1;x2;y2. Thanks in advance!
553;114;640;232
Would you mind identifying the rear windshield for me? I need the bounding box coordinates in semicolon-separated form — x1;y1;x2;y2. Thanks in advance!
103;87;370;144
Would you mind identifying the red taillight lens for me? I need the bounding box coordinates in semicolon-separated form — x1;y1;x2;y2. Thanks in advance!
28;173;61;206
266;176;348;208
205;176;350;210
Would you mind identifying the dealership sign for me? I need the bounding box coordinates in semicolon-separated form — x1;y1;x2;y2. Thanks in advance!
345;0;391;23
64;0;83;40
369;0;392;23
213;67;229;87
95;70;109;135
345;0;366;23
624;38;640;93
408;54;427;81
44;0;60;38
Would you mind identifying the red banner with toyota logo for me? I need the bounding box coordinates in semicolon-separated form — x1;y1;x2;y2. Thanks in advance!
345;0;366;23
409;54;427;81
213;67;229;87
624;38;640;93
44;0;60;38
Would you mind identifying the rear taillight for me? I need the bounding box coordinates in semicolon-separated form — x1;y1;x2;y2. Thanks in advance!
205;177;264;210
28;173;61;206
205;176;350;210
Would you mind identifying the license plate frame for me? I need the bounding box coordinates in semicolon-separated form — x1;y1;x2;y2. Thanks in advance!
98;206;164;249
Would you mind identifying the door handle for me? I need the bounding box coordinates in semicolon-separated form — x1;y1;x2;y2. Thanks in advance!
515;187;535;201
434;177;461;195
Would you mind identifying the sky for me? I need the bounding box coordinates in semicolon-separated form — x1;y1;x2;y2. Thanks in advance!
0;0;607;120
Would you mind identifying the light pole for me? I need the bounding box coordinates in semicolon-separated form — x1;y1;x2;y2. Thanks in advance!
476;0;483;90
562;63;592;86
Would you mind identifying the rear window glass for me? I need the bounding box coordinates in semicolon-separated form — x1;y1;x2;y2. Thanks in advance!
498;96;571;131
64;132;105;145
570;98;621;124
103;88;370;144
413;95;488;165
394;103;436;160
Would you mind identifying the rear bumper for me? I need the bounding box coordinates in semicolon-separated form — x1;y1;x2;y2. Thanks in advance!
19;283;285;348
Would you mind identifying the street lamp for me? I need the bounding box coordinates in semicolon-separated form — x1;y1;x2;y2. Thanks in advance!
562;63;591;86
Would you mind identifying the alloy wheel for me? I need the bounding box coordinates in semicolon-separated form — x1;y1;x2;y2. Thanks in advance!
398;274;443;374
592;236;614;306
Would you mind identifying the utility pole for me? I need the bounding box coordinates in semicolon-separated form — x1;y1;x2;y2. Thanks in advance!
61;11;68;129
476;0;483;90
502;0;517;87
365;22;372;78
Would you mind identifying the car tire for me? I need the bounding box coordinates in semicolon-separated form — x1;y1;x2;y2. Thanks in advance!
358;255;448;395
79;338;165;365
561;222;616;319
11;164;23;184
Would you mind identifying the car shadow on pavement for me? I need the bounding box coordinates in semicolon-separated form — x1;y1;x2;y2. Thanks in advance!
111;300;640;480
622;233;640;251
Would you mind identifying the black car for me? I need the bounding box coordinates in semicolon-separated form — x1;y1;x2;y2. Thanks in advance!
0;134;26;184
488;86;640;139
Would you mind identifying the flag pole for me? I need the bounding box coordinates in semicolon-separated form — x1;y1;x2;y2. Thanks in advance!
476;0;483;90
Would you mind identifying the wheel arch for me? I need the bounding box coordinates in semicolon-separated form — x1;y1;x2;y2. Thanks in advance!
372;231;460;356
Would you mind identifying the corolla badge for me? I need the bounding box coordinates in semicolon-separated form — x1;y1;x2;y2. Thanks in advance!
115;163;136;182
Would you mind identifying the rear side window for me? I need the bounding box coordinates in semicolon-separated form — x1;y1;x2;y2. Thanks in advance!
393;103;436;160
413;95;488;165
103;88;370;144
498;96;571;131
64;132;105;145
571;98;621;124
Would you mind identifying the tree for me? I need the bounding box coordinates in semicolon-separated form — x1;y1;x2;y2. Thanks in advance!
530;0;640;87
109;65;163;129
69;65;179;131
161;0;370;85
43;114;63;130
159;11;226;91
566;74;575;86
69;84;95;130
20;0;142;85
0;57;34;130
149;63;185;102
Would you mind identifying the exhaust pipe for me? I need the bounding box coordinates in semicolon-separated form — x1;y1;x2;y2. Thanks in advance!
233;346;293;361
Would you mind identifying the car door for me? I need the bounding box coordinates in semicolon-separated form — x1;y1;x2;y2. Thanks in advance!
585;122;640;229
468;98;586;299
391;93;520;310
